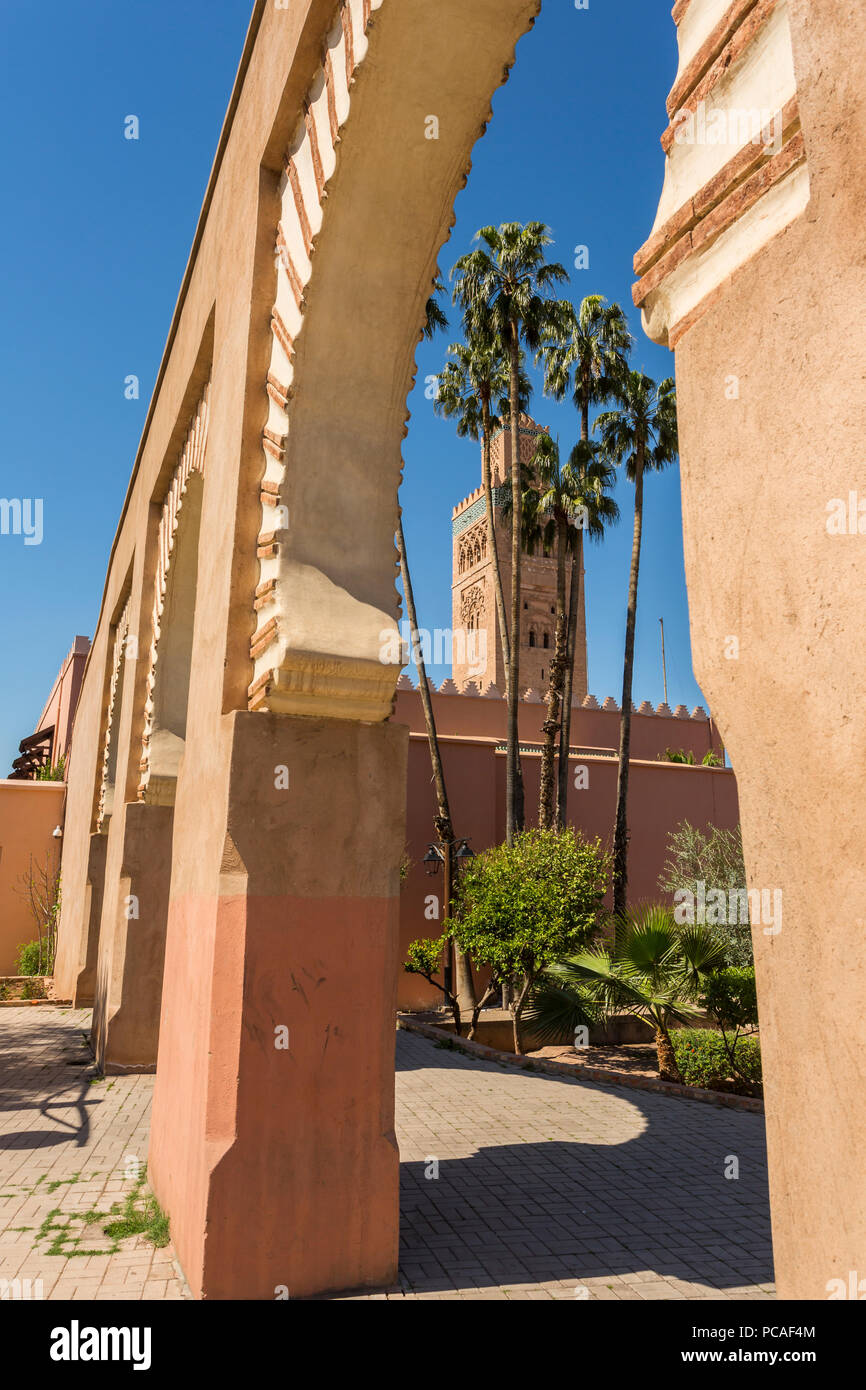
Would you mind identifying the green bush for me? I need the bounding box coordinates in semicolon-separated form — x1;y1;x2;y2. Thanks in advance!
35;756;65;782
15;941;44;976
447;828;610;1053
662;748;695;764
672;1028;762;1093
700;966;758;1029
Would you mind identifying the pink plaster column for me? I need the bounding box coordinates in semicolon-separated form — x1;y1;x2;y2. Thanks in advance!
148;711;407;1299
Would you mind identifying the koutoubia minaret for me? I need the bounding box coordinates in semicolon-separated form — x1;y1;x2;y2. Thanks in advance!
451;414;588;697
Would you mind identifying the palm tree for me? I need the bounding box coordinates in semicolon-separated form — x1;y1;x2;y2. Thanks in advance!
543;296;632;828
394;277;476;1012
503;436;619;830
435;337;529;699
423;276;448;341
551;440;620;828
524;905;727;1081
596;372;679;917
526;433;581;829
452;224;571;845
396;514;476;1012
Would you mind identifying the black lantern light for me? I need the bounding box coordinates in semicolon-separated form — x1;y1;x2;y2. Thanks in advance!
423;845;443;875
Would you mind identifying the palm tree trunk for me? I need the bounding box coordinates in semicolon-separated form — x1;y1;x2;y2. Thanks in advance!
654;1024;682;1083
557;531;582;829
612;448;645;921
480;395;511;690
506;321;523;844
397;514;476;1011
557;397;590;830
539;516;567;829
482;393;526;830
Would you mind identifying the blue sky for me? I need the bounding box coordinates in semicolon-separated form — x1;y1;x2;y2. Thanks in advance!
0;0;705;774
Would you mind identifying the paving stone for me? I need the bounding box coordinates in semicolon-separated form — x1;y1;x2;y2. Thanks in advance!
1;1008;776;1302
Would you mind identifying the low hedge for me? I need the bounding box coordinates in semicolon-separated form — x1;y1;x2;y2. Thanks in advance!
672;1028;762;1096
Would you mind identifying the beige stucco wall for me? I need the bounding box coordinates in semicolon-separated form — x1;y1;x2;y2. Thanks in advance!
638;0;866;1299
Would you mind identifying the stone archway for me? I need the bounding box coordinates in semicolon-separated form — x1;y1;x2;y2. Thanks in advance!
53;0;866;1300
90;386;211;1073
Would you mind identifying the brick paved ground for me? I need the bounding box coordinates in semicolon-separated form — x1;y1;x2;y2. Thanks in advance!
0;1007;185;1301
0;1008;775;1301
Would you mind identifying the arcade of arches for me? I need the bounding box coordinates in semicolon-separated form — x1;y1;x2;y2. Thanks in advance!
52;0;866;1300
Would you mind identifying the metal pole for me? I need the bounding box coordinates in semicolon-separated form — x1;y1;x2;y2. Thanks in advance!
442;840;454;1003
659;617;668;707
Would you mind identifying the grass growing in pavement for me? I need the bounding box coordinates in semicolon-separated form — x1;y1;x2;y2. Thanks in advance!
33;1176;169;1257
103;1182;169;1247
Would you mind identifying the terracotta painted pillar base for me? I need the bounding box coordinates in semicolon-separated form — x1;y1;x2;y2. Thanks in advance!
91;802;175;1073
148;711;408;1300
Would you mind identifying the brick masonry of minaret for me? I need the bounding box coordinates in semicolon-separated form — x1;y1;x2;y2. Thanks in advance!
451;415;588;697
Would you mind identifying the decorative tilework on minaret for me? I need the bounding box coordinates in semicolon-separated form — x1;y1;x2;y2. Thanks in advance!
450;414;588;699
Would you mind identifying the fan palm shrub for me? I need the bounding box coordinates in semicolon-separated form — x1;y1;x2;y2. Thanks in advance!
524;903;727;1081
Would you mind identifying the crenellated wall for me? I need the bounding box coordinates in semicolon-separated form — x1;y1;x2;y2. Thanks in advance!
394;671;721;759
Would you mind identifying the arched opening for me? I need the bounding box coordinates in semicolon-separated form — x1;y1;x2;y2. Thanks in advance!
45;0;861;1307
145;473;204;805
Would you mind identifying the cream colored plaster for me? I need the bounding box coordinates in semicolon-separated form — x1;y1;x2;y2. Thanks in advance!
642;160;811;344
655;1;798;232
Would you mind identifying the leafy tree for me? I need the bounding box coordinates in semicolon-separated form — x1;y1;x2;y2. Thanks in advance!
453;224;572;845
596;372;678;917
15;853;61;975
543;296;632;827
445;828;610;1053
403;937;463;1034
658;820;752;966
525;904;727;1081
